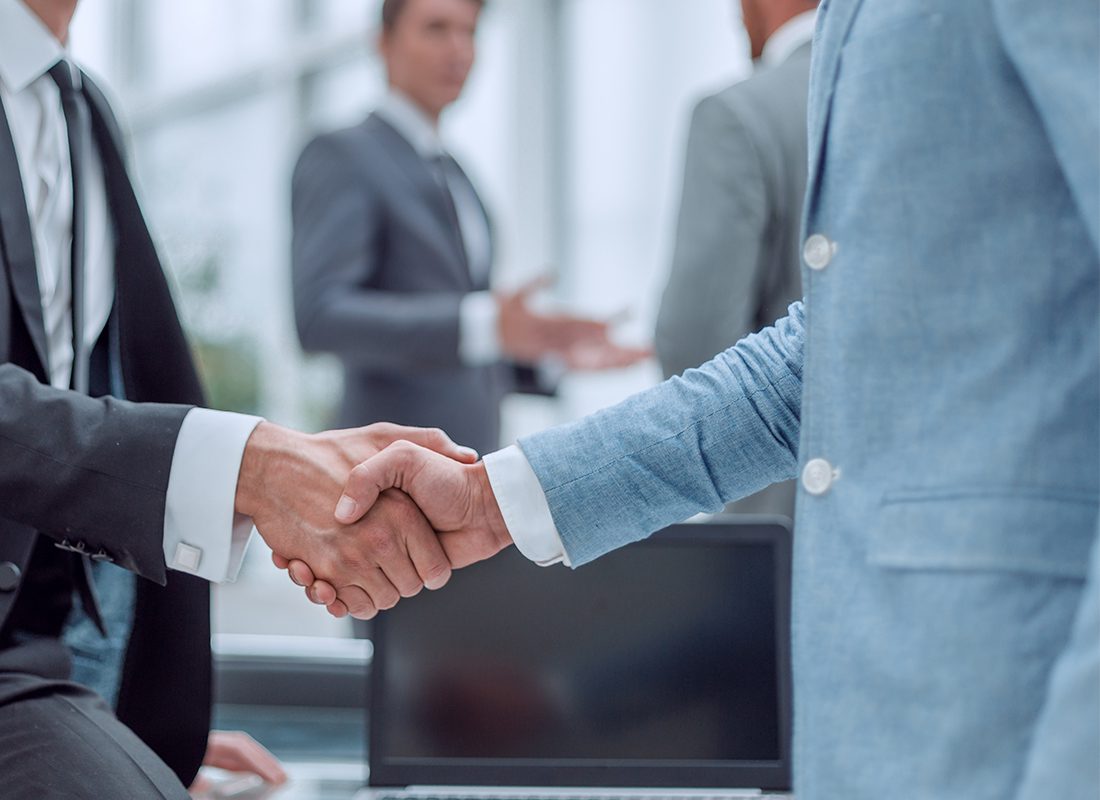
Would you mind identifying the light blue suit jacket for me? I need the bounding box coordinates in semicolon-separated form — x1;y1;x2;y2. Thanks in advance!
518;1;1099;797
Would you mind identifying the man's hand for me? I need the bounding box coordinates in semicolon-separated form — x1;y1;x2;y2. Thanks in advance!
235;422;478;617
497;277;650;369
188;731;287;797
283;442;514;617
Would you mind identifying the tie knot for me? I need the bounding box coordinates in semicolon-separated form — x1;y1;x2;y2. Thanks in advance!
47;60;79;95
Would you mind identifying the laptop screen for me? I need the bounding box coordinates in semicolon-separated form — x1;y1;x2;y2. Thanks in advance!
369;521;792;790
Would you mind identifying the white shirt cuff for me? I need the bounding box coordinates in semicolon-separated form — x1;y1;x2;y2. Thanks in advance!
162;408;264;583
459;291;502;366
483;445;571;567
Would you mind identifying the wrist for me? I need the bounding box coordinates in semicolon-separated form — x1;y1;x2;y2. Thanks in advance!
472;461;513;550
235;421;293;517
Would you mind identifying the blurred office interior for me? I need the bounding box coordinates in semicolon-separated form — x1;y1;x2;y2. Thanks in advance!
67;0;752;793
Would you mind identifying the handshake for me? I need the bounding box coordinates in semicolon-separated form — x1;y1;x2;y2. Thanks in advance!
236;422;515;619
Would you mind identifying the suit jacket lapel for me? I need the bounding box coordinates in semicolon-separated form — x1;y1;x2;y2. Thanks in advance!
805;0;867;209
0;93;52;374
80;71;205;406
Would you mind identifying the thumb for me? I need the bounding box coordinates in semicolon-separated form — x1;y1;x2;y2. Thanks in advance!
334;441;424;524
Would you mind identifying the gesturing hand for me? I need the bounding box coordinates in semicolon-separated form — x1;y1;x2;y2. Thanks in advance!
235;422;478;618
497;276;652;370
188;731;286;797
284;441;514;617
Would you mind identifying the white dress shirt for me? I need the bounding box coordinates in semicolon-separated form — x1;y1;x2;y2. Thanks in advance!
760;9;817;69
485;10;818;569
376;88;502;366
0;0;257;582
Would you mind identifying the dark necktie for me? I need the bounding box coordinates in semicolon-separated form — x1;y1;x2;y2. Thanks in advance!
47;61;91;395
429;154;469;271
47;61;105;635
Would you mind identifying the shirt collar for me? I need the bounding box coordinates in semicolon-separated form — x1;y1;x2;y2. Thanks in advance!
760;9;817;68
0;0;68;93
377;87;446;159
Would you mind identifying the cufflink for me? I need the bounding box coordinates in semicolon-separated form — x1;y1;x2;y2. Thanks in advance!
172;543;203;572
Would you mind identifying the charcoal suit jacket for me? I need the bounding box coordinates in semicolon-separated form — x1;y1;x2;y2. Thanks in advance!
0;70;209;785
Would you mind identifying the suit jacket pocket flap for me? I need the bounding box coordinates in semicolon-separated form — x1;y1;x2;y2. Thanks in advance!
870;489;1097;579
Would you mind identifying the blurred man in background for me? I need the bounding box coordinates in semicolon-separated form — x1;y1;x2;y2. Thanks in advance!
656;0;816;518
292;0;646;462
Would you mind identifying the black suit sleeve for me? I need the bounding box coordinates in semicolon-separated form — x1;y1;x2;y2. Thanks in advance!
0;363;191;584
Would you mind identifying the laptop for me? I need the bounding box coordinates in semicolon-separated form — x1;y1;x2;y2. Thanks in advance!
358;518;794;800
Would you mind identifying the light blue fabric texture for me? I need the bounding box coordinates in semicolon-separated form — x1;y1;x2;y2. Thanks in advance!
518;1;1099;797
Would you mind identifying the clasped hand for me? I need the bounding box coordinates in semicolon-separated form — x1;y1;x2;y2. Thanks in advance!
240;423;511;619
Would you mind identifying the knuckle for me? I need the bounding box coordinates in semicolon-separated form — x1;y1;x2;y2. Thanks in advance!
347;462;373;487
391;439;419;459
365;530;399;559
339;553;368;576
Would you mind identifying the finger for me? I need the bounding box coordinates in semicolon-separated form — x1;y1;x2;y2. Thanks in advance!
335;442;426;524
543;317;610;350
287;559;316;587
334;582;387;620
566;342;653;371
513;273;555;300
236;740;287;786
370;489;444;594
375;547;425;600
206;732;288;786
367;423;478;464
357;567;402;615
304;585;323;606
325;597;349;618
308;581;341;611
395;426;478;464
404;515;453;591
308;578;338;606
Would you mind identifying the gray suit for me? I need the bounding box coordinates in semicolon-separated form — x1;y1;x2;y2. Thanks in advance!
655;42;810;517
293;114;535;455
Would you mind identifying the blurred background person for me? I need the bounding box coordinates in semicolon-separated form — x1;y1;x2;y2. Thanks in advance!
655;0;816;518
291;0;646;464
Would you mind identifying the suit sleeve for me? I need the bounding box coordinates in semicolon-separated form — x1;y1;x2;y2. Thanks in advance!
519;303;804;566
990;2;1100;796
655;94;770;378
291;134;467;370
0;363;190;584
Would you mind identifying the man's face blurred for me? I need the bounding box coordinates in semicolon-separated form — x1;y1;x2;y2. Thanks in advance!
381;0;481;120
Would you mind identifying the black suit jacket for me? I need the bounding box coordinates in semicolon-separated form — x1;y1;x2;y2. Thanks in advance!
0;72;210;784
292;114;549;456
